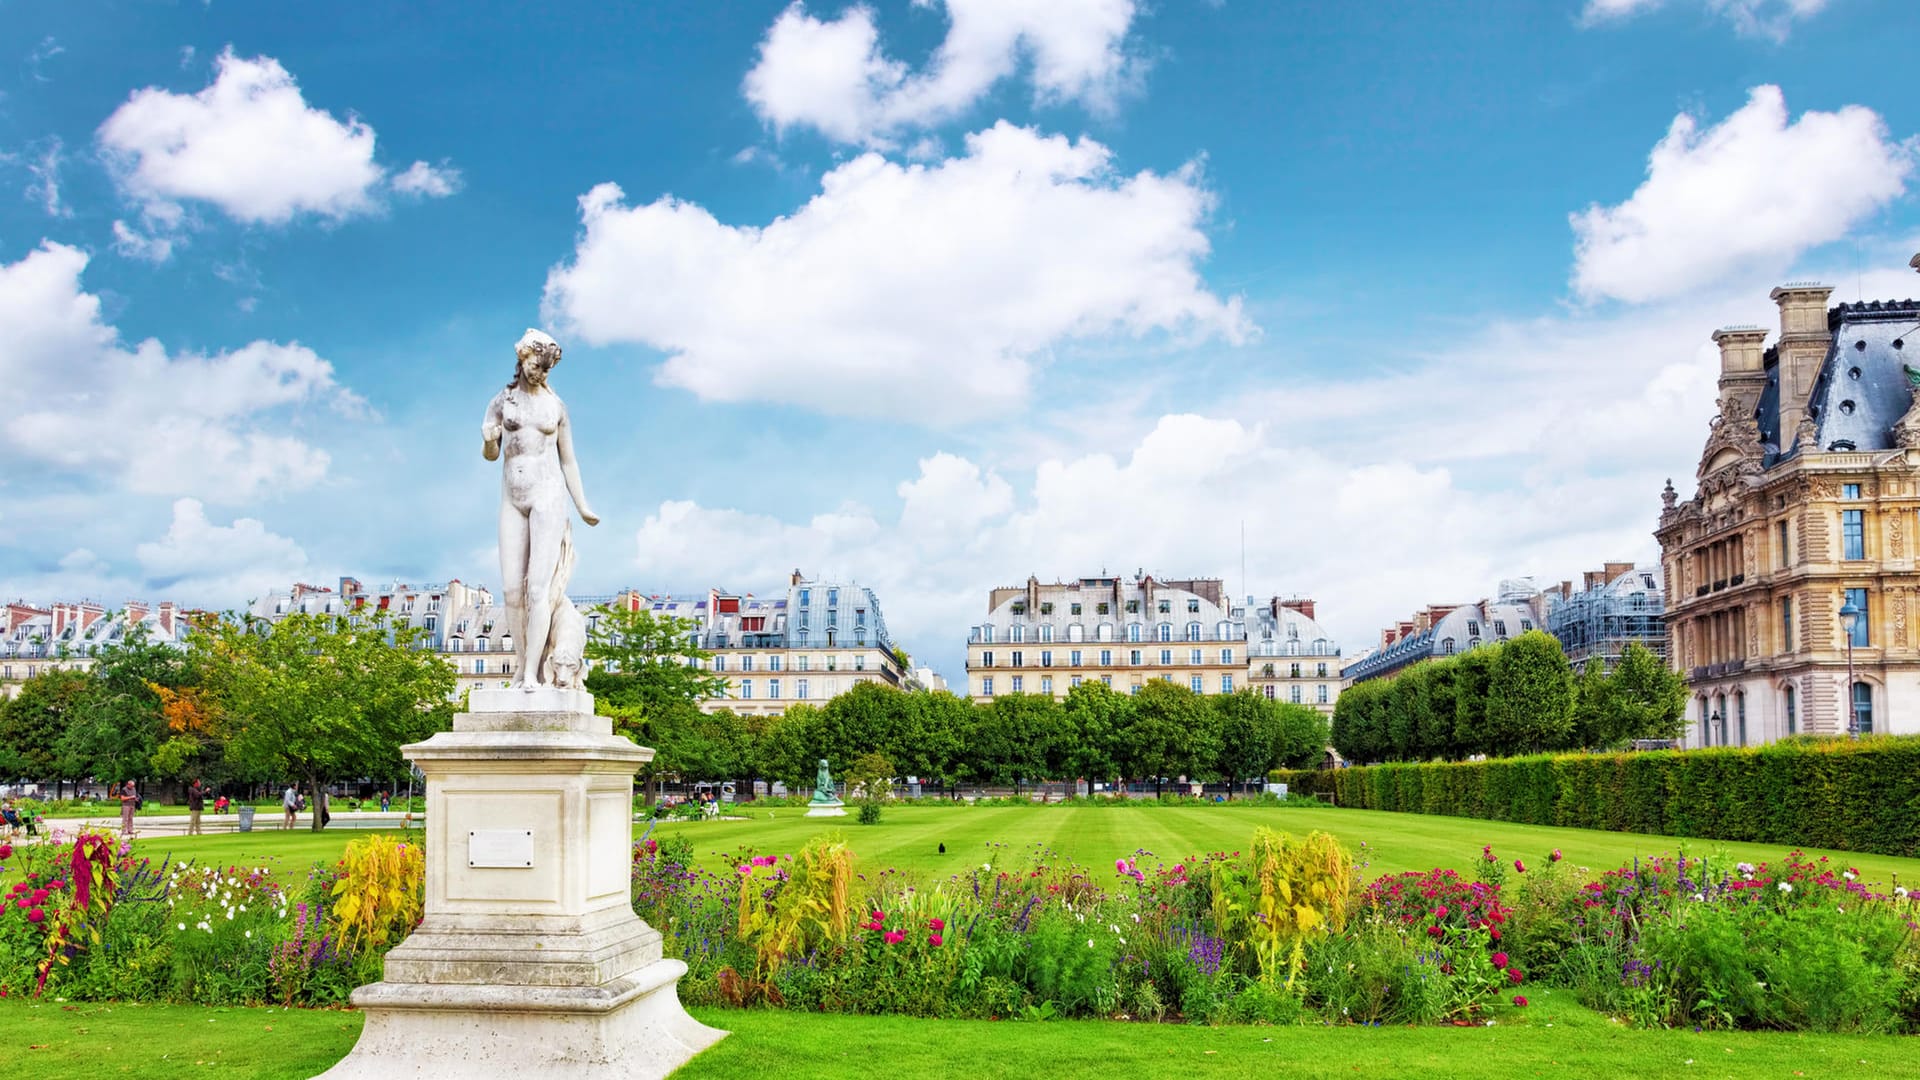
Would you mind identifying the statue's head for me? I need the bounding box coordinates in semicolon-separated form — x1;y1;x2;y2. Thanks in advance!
512;328;563;388
818;758;829;768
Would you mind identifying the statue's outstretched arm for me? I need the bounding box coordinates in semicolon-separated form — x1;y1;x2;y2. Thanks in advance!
557;405;598;526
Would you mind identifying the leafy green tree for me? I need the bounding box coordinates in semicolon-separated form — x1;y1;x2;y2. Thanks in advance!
1606;642;1688;745
1419;658;1461;760
583;605;729;802
1061;680;1130;797
56;622;186;784
197;612;455;830
1386;668;1434;761
759;704;823;792
974;692;1062;791
1213;689;1289;797
1332;678;1388;764
1485;630;1575;755
1571;657;1613;750
0;667;95;790
816;681;912;775
1450;649;1496;758
900;690;972;793
1122;681;1212;794
1273;701;1330;769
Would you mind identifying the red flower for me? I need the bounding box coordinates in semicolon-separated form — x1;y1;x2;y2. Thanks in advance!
928;917;946;932
1491;951;1509;967
1426;925;1444;938
1514;859;1526;873
883;930;906;945
1507;968;1524;984
1433;904;1450;919
29;889;48;905
1490;928;1501;941
26;907;45;924
0;843;12;860
928;932;943;947
1512;995;1528;1007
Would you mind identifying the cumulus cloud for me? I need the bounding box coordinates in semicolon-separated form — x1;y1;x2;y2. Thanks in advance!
0;242;356;501
134;498;310;603
1570;86;1913;304
744;0;1141;146
544;122;1250;422
391;159;462;198
1579;0;1830;41
95;48;461;258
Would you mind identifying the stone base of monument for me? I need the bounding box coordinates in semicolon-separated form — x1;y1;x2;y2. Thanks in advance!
315;688;725;1080
804;797;847;818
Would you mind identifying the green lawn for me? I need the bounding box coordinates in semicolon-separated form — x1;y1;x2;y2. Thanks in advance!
3;992;1915;1079
11;802;1915;894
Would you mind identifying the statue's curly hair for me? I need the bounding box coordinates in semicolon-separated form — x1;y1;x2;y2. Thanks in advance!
509;336;563;390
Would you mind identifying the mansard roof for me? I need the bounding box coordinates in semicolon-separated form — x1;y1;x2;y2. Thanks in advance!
1768;298;1920;467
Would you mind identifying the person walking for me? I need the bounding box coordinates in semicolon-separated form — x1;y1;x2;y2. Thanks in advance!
186;779;206;836
118;779;139;837
379;790;391;813
282;783;300;830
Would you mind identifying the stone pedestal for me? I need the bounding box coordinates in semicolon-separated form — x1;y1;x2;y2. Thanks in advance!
317;688;725;1079
803;798;846;818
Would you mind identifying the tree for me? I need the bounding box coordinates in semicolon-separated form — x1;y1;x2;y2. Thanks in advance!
1061;680;1130;797
1332;678;1388;764
1273;702;1330;769
1485;630;1575;755
900;690;972;793
817;682;912;776
584;605;728;803
1122;681;1212;795
1451;649;1496;758
198;612;455;830
1213;689;1286;797
0;667;95;791
1386;668;1434;761
1571;657;1613;750
57;622;185;785
1419;658;1461;760
1606;642;1688;745
758;704;823;793
974;693;1062;791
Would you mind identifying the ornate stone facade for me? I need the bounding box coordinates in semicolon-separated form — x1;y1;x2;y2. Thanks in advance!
1656;274;1920;746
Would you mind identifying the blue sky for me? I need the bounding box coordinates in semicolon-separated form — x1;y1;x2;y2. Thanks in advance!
1;0;1915;678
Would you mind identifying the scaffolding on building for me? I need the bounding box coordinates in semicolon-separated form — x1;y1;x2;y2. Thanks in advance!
1545;566;1668;670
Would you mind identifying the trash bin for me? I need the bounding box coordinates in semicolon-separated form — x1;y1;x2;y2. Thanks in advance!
237;805;256;833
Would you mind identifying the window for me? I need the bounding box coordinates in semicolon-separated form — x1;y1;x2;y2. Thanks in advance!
1777;520;1790;568
1186;622;1202;641
1317;685;1329;704
1843;509;1865;560
1846;587;1870;646
1101;675;1111;687
1289;685;1302;704
1493;620;1508;637
1068;623;1084;642
1466;621;1480;637
1012;601;1027;616
1011;675;1023;693
981;650;995;667
1188;599;1200;613
1098;602;1111;615
827;588;839;606
827;610;838;628
475;658;485;674
798;588;810;606
1071;675;1082;688
768;679;781;699
1123;600;1136;614
1158;599;1171;614
1735;692;1745;746
1189;649;1202;665
1264;685;1275;700
1011;625;1025;643
1316;662;1328;677
981;625;994;643
1780;596;1794;652
740;680;753;700
1040;602;1053;615
1190;675;1203;692
1290;662;1301;678
1441;638;1455;655
1843;483;1862;500
797;678;810;700
1160;649;1173;665
797;654;810;672
1853;681;1874;733
982;676;994;697
1040;675;1053;695
1220;648;1234;664
1040;625;1053;643
1220;674;1234;693
1783;684;1795;735
1520;620;1532;632
1099;649;1112;666
769;655;782;672
1041;650;1053;667
741;655;755;672
1011;651;1024;667
1070;650;1082;665
1128;623;1142;642
1130;649;1142;665
1070;603;1082;615
1157;623;1172;642
855;608;867;626
712;655;726;672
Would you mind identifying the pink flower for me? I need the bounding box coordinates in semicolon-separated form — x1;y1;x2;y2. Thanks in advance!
47;880;63;890
883;930;906;945
928;918;945;932
29;889;48;905
1433;904;1450;919
1514;859;1526;873
0;843;11;860
1115;859;1128;873
928;932;943;947
1490;928;1501;941
1549;849;1562;863
1512;995;1528;1007
1507;968;1524;984
1491;952;1508;968
1426;925;1444;938
26;907;44;924
871;911;885;924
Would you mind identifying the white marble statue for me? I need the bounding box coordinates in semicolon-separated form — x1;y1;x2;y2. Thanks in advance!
482;329;599;690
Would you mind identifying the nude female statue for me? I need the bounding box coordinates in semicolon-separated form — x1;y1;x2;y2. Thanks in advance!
482;329;599;690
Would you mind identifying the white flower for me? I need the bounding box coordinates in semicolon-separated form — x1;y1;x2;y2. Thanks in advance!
1692;893;1705;902
1844;871;1857;882
177;922;186;931
981;863;991;871
1736;862;1755;874
1110;924;1121;934
226;910;235;920
244;930;252;939
1896;887;1910;899
1087;939;1095;948
1778;882;1792;893
1118;936;1126;945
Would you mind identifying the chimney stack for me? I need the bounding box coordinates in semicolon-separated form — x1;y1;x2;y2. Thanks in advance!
1771;282;1836;446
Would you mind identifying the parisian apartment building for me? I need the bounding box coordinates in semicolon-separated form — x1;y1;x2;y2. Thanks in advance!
1657;262;1920;748
961;572;1343;711
1;599;195;698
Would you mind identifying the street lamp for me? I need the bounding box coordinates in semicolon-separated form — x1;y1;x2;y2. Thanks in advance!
1839;596;1863;739
1708;710;1721;747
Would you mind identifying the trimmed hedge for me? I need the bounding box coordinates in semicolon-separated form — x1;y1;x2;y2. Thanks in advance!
1269;735;1920;858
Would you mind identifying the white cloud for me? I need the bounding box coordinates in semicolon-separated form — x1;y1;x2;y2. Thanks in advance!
1580;0;1830;41
391;160;462;198
744;0;1141;147
134;498;309;603
111;220;175;263
23;137;68;218
99;49;383;227
0;242;355;501
1570;86;1913;304
27;36;64;82
543;122;1250;422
